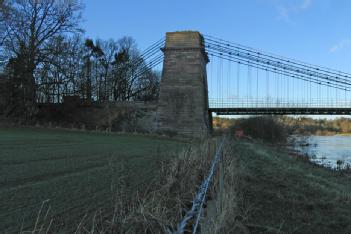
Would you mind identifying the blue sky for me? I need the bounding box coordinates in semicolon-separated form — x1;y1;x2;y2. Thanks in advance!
83;0;351;118
83;0;351;73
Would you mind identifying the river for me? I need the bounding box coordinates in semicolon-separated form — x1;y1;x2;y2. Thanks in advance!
292;135;351;169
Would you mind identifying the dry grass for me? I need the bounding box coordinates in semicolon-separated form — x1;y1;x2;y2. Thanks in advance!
89;137;351;234
20;136;291;234
20;138;220;233
78;139;217;233
203;140;252;234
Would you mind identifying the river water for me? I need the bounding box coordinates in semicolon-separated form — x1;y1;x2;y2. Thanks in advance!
292;135;351;169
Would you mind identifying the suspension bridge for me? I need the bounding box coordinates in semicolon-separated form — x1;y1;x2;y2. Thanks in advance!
132;31;351;136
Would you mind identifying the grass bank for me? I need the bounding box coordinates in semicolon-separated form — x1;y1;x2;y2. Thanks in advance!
0;128;186;233
222;140;351;233
3;127;351;233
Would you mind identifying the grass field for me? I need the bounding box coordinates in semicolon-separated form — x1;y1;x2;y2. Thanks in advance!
0;128;185;233
230;141;351;233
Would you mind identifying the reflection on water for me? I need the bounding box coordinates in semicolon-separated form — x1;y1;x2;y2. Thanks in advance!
293;135;351;168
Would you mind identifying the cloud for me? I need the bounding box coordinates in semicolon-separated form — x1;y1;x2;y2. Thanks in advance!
329;39;351;53
276;5;292;23
301;0;313;10
275;0;313;24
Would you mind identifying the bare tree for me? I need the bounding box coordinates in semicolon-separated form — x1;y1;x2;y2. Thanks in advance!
0;0;10;42
135;70;160;101
35;34;84;103
0;0;11;68
83;38;104;102
1;0;83;115
97;39;119;101
34;35;161;104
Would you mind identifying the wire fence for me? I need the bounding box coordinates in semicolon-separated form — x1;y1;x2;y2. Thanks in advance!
176;137;225;234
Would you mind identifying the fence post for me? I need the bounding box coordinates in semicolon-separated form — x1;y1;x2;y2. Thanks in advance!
176;137;225;234
219;149;224;213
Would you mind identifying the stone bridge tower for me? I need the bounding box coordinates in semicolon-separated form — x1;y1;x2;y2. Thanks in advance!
157;31;211;137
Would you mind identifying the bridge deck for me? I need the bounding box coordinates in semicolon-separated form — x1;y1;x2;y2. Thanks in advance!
209;107;351;115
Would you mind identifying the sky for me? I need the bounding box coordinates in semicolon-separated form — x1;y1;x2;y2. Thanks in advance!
82;0;351;118
83;0;351;73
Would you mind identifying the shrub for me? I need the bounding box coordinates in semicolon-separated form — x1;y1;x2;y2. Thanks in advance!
231;116;289;143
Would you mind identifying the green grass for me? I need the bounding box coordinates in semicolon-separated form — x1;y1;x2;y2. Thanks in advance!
0;128;185;233
337;133;351;136
233;141;351;233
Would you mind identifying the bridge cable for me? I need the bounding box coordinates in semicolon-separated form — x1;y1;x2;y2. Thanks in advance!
220;57;224;105
217;55;220;101
205;41;351;89
256;67;259;106
129;37;165;71
206;51;351;91
205;48;350;90
210;54;214;100
287;73;290;103
131;44;164;77
276;72;278;103
205;42;351;89
227;59;230;103
246;61;251;103
204;35;351;82
237;62;240;99
266;69;269;103
204;40;351;88
205;34;350;76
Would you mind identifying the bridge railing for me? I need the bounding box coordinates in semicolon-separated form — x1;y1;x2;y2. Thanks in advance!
209;98;351;109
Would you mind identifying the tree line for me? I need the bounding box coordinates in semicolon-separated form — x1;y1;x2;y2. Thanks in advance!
280;116;351;135
0;0;160;118
213;116;351;135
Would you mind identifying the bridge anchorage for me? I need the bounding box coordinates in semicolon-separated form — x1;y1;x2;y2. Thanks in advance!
139;31;351;137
